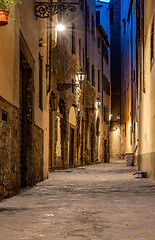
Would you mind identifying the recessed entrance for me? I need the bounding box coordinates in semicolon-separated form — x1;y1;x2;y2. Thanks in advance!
20;52;33;186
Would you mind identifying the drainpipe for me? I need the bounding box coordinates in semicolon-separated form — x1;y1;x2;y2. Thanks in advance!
85;0;87;74
47;0;53;94
84;0;88;164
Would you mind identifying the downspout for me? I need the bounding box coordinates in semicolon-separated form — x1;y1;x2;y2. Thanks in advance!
47;0;53;93
84;0;88;164
101;39;104;123
85;0;87;74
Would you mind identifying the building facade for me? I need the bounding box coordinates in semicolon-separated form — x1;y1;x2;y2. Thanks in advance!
0;0;111;198
119;0;155;179
137;0;155;179
0;0;49;197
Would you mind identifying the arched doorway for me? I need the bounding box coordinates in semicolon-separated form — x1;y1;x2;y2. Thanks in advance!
96;117;100;162
56;99;66;168
49;92;56;170
68;106;76;166
90;124;95;163
80;117;84;165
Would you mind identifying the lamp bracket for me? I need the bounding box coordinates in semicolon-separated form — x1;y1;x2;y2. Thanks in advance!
35;2;79;19
57;82;78;91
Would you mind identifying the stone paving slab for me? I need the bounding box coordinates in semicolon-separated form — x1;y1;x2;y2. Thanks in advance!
0;160;155;239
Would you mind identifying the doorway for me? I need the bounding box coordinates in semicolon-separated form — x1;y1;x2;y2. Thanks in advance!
20;52;33;186
104;139;107;163
91;124;95;163
69;128;74;166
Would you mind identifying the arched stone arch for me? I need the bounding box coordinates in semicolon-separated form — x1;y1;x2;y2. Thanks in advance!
68;105;77;166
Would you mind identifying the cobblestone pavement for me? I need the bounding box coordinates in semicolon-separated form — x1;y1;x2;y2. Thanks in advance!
0;159;155;240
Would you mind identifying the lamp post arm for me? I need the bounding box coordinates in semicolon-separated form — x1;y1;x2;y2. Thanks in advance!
35;2;80;19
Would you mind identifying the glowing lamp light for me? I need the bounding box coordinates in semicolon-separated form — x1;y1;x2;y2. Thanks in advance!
56;23;65;31
96;98;101;108
76;71;85;82
117;114;120;120
109;114;112;121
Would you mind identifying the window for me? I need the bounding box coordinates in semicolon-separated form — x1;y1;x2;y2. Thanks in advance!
92;65;95;86
2;110;7;124
98;36;101;49
98;69;101;92
130;126;132;145
72;23;76;55
104;107;109;123
87;58;90;81
151;16;154;70
96;11;100;25
109;3;114;25
39;53;43;111
107;81;110;95
102;40;108;64
125;123;126;137
122;18;126;35
91;15;95;37
79;39;81;66
134;122;136;144
83;48;85;70
86;4;90;28
80;0;85;13
103;74;107;92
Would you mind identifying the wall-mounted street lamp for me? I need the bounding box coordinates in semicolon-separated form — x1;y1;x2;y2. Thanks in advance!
78;109;82;117
117;114;120;121
96;98;101;108
75;70;86;82
57;70;85;92
57;79;78;92
85;103;95;113
85;98;101;113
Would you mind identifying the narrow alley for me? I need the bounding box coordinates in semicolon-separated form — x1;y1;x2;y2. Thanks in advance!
0;160;155;240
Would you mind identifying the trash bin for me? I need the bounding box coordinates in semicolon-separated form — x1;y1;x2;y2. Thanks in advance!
126;153;134;166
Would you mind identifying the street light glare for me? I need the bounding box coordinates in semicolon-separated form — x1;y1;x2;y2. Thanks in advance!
57;23;65;31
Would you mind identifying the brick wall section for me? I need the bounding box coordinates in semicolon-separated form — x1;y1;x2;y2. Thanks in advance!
0;97;20;198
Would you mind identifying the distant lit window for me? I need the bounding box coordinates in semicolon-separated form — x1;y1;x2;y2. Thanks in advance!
151;16;154;70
